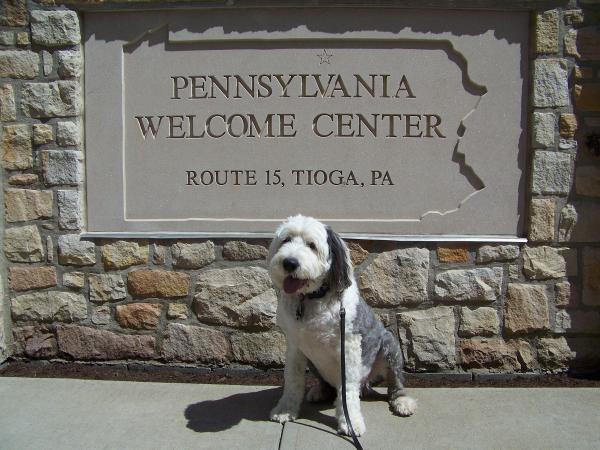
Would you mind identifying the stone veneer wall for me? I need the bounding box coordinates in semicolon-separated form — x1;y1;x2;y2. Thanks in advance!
0;0;599;372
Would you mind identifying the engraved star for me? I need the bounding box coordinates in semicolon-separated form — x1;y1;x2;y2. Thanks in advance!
317;49;333;65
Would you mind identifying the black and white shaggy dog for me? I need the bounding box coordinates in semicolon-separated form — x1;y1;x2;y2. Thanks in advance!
268;215;416;436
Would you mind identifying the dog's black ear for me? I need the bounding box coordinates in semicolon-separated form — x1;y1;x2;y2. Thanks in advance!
326;226;352;293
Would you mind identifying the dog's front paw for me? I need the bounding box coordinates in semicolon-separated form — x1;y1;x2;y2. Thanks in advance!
390;395;417;417
337;415;366;436
270;403;298;423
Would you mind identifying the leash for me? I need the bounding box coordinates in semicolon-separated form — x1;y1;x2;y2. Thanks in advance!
340;305;364;450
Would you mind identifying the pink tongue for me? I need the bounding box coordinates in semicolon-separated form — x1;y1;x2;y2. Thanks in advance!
284;277;306;294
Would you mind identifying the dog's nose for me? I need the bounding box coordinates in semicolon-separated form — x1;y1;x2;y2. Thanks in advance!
282;257;300;272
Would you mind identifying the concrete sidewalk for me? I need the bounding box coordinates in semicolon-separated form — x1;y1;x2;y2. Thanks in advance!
0;377;599;450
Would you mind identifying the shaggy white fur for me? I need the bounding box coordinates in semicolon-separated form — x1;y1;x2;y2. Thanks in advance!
268;215;416;436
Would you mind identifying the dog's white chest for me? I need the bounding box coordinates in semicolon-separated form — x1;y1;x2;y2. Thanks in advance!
299;324;341;386
278;298;346;387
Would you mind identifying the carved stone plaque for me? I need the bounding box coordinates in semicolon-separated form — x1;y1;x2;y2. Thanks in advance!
85;9;528;236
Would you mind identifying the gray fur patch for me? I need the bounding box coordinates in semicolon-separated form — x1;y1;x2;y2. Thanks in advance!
353;297;387;369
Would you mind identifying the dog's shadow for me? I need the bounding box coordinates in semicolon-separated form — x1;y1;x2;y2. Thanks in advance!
184;387;344;433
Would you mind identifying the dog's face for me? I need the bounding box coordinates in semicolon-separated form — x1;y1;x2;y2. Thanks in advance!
268;215;352;295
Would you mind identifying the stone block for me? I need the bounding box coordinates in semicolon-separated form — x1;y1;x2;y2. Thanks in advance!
13;326;57;359
559;113;577;139
397;306;456;371
161;323;231;363
560;202;600;243
57;190;82;230
504;284;550;335
102;241;148;270
575;166;600;198
559;139;577;151
535;10;558;54
193;267;276;330
167;303;188;320
458;307;499;337
575;84;600;112
533;59;569;108
582;247;600;306
31;11;80;47
359;248;429;307
63;272;84;290
128;269;189;298
152;243;166;265
531;151;571;195
0;50;39;78
41;150;83;186
12;291;87;323
171;241;215;269
554;309;571;333
0;83;16;121
476;244;520;263
555;280;578;308
91;305;110;325
42;50;53;76
57;234;96;266
434;267;502;303
56;49;82;78
32;124;54;145
88;274;126;303
0;0;28;27
4;188;53;223
222;241;268;261
536;337;574;372
56;325;156;360
0;31;15;46
21;81;82;118
347;241;369;266
8;174;38;186
508;264;520;280
437;245;469;263
532;112;555;148
522;246;577;280
9;266;56;292
558;204;577;242
56;121;81;147
528;198;555;242
16;32;29;46
46;236;53;262
564;29;579;58
460;338;520;371
563;10;584;26
1;124;32;170
509;339;538;371
230;331;286;367
4;225;43;262
116;303;161;330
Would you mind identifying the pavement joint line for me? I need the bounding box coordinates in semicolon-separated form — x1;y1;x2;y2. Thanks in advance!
278;422;285;450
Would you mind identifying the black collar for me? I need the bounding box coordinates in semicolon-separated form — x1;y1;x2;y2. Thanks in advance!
302;284;330;300
296;284;330;320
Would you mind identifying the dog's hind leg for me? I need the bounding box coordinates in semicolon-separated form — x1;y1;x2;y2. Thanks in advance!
382;330;417;416
306;360;336;403
270;344;307;423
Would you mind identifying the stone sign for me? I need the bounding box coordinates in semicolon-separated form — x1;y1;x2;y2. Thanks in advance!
85;9;528;237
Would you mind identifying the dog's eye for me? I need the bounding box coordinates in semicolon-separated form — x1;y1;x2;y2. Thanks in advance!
282;237;292;244
308;242;317;251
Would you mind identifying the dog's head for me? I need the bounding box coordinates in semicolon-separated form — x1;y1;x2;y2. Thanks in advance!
268;215;353;296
